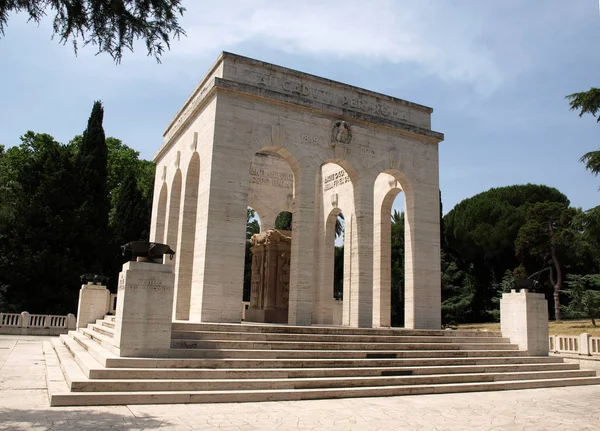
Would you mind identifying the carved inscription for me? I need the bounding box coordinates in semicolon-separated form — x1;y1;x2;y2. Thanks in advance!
249;167;293;189
301;134;319;144
323;169;351;191
360;145;375;157
243;69;408;122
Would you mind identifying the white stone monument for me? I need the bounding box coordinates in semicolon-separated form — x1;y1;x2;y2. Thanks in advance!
113;260;175;357
501;289;549;356
149;52;444;329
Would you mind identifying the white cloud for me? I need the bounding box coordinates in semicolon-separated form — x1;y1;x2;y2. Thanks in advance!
174;0;504;94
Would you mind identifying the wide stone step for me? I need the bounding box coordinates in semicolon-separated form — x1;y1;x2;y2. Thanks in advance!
49;376;600;406
101;319;115;329
171;338;518;351
172;322;502;338
165;347;528;360
68;330;116;367
90;322;114;338
100;355;565;369
86;362;580;380
80;328;120;355
68;369;597;392
171;330;510;344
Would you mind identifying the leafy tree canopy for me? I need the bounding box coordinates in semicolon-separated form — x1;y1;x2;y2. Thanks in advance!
0;0;185;62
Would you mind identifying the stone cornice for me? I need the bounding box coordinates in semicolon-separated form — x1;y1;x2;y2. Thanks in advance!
214;78;444;142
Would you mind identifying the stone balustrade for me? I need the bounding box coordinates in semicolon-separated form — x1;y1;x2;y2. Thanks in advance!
0;311;76;335
550;334;600;357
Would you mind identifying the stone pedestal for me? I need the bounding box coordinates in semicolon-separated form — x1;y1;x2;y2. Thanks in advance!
76;284;110;329
246;230;291;324
501;289;549;356
113;261;175;357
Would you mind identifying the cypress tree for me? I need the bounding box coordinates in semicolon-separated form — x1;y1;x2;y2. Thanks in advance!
75;101;109;274
111;169;150;246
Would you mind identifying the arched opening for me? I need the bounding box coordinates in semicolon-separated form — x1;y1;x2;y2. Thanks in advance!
373;171;408;327
165;169;182;256
245;150;295;324
316;161;356;326
152;183;168;243
173;154;200;320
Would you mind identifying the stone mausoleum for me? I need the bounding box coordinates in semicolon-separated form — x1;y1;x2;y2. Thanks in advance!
149;52;444;329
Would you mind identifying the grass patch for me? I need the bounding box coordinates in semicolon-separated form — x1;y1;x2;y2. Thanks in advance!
455;320;600;336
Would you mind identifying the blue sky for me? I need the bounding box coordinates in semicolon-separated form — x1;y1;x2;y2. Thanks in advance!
1;1;599;214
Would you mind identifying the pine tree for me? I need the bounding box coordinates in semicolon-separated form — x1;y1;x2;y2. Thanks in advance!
74;101;109;274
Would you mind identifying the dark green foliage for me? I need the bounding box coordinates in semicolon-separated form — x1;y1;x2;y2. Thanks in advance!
243;208;260;301
580;150;600;178
443;184;569;321
441;251;475;325
274;211;292;231
390;210;404;326
0;0;186;63
111;169;150;246
567;87;600;182
515;202;588;320
567;88;600;122
0;104;155;312
0;132;83;313
563;274;600;326
333;246;344;300
73;101;109;274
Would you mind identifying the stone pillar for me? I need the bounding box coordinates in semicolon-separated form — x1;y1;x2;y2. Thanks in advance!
66;313;76;330
245;230;291;324
314;209;337;326
288;175;317;326
113;261;175;357
76;284;110;329
404;182;441;329
580;333;592;356
500;289;549;356
350;183;374;328
187;142;247;323
20;311;29;328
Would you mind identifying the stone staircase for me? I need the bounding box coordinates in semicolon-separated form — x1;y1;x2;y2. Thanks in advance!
43;315;600;406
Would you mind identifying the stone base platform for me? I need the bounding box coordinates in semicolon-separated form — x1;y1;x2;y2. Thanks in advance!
45;316;600;406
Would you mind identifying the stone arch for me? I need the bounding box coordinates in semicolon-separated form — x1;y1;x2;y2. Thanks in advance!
315;160;358;326
372;171;407;327
166;169;182;254
173;153;200;320
152;183;168;243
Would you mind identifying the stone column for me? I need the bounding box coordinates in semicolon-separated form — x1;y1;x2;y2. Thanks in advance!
314;210;337;325
187;131;247;323
349;184;375;328
113;261;175;357
404;182;441;329
288;174;317;326
500;289;549;356
76;283;110;329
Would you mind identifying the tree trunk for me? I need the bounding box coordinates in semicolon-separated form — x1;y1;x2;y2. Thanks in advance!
548;220;562;321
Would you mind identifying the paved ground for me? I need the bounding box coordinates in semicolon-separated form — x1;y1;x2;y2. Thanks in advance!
1;335;600;431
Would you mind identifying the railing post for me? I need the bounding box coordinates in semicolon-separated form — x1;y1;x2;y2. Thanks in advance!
66;313;76;330
20;311;29;328
580;333;592;356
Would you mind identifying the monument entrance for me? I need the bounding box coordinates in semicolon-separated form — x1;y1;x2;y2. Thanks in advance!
149;52;444;329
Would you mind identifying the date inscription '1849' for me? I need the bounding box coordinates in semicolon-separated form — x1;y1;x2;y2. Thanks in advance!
249;167;293;189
